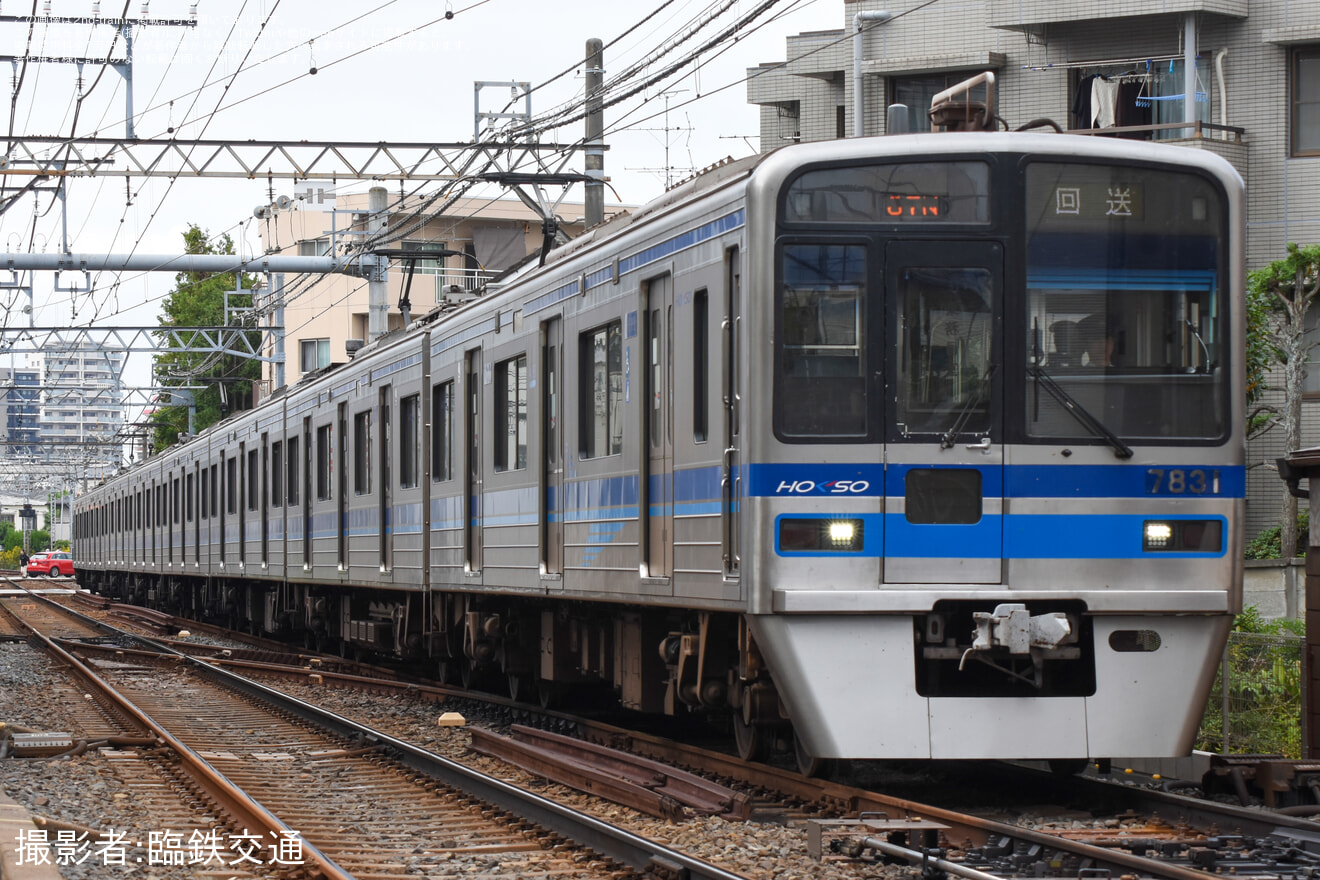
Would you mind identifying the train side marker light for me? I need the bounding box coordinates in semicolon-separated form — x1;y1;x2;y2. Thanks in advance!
438;712;467;727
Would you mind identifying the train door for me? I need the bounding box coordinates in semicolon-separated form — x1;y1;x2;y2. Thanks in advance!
337;403;348;570
722;248;741;580
883;241;1002;584
465;350;483;573
643;275;674;580
541;318;563;577
377;391;392;572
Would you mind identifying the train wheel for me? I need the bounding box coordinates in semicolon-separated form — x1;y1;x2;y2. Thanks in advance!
437;659;461;685
793;727;830;778
507;671;531;702
460;661;476;690
732;713;767;762
536;679;559;709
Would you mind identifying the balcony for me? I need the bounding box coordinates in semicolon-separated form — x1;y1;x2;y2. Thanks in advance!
989;0;1245;30
1068;121;1247;181
429;268;501;304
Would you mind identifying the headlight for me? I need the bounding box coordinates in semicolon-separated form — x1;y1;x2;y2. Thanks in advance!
779;518;865;553
1143;519;1222;552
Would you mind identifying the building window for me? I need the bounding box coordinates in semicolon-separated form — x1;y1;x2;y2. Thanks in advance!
300;338;331;372
432;381;454;482
891;73;987;133
402;240;448;274
399;394;420;488
298;238;330;256
317;424;333;500
354;411;372;494
495;355;527;471
580;322;623;459
1294;46;1320;156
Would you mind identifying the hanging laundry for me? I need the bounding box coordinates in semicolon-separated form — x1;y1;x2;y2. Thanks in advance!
1072;74;1097;129
1091;77;1119;127
1116;79;1152;136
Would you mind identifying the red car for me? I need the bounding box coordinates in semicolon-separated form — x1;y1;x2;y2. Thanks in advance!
27;551;73;577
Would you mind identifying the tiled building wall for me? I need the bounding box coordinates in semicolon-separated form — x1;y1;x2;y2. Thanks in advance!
749;0;1320;540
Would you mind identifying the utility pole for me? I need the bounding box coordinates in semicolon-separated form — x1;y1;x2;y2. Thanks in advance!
584;38;604;228
367;187;390;342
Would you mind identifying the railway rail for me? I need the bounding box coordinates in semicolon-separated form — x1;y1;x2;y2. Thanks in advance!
15;584;1320;880
2;584;752;880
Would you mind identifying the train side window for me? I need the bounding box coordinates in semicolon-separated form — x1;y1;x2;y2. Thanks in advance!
354;411;372;494
432;381;454;481
580;321;623;458
317;424;333;500
287;436;300;505
173;477;181;524
694;289;708;442
270;443;284;507
776;243;868;439
494;356;527;471
185;474;194;522
226;458;237;515
200;468;208;519
399;394;420;487
248;448;260;511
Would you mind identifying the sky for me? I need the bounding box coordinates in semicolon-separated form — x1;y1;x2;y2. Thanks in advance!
0;0;839;384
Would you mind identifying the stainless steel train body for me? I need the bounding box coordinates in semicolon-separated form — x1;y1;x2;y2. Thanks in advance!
75;132;1244;764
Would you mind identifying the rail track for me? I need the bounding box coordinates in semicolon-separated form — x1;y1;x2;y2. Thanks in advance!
15;583;1320;880
2;584;752;880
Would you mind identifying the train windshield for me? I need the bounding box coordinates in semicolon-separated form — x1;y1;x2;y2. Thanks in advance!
1024;161;1226;442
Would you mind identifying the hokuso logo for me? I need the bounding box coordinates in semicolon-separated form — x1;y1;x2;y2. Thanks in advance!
775;479;870;494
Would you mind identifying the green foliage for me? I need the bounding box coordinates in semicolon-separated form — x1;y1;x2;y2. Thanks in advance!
28;530;49;553
1245;509;1310;559
151;225;260;452
1196;607;1304;757
1246;268;1274;411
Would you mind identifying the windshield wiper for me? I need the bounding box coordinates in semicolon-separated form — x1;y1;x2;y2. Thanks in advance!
940;363;998;449
1027;364;1133;459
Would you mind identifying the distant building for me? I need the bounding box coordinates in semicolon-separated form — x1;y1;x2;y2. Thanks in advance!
42;343;124;478
256;192;621;395
0;363;40;458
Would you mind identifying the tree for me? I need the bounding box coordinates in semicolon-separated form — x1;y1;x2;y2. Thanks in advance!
1248;243;1320;559
151;225;261;452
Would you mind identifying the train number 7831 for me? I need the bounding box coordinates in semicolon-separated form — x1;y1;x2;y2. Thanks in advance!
1146;468;1219;495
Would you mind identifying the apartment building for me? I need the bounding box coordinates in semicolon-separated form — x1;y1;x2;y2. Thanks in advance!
256;192;616;394
748;0;1320;537
41;343;124;477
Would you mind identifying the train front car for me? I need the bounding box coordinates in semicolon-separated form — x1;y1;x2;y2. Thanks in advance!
741;133;1243;763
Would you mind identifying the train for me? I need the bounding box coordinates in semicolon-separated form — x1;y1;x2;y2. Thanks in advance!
74;114;1245;772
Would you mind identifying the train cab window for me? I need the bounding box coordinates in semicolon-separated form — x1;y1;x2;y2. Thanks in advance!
494;357;527;471
271;443;284;507
580;322;623;458
317;424;333;500
776;244;868;439
1023;161;1227;442
287;436;300;505
432;381;454;481
354;411;372;494
399;395;421;487
895;267;993;437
